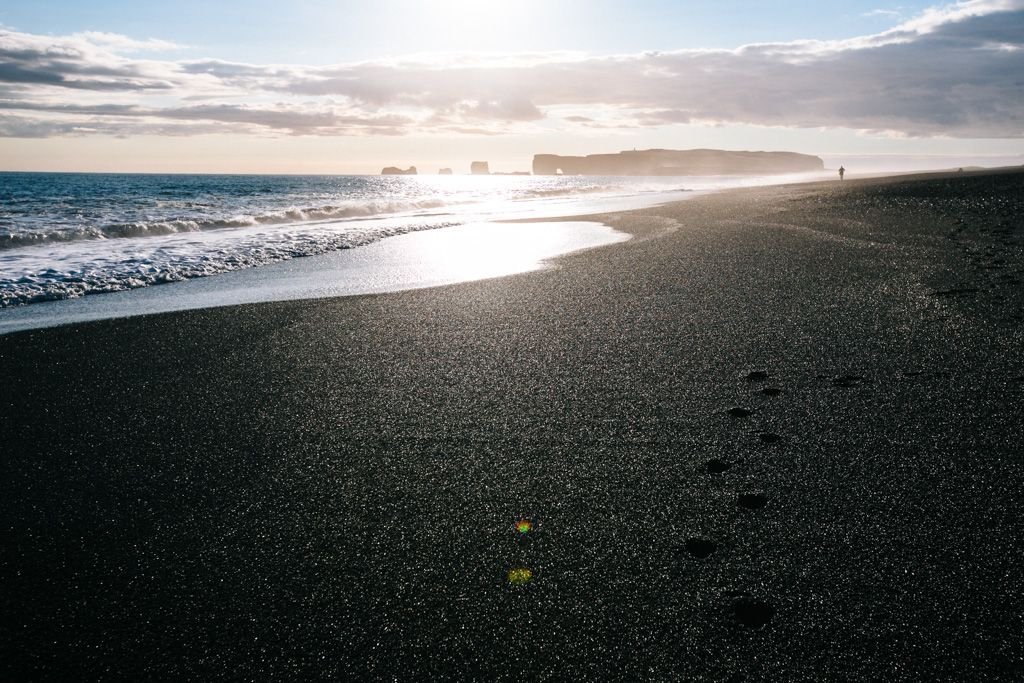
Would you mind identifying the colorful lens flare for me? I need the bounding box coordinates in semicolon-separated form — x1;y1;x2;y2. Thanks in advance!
515;519;532;534
507;567;533;585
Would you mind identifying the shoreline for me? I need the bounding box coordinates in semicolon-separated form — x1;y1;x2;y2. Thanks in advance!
0;220;630;336
0;168;928;336
1;168;1022;680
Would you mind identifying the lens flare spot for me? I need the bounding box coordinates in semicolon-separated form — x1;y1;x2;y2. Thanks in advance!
507;567;533;585
515;519;533;534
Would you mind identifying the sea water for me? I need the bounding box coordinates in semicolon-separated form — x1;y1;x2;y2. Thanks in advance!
0;171;822;311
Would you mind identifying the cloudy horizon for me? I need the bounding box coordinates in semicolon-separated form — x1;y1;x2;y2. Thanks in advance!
1;0;1022;173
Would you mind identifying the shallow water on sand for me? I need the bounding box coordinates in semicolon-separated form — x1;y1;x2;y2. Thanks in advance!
0;220;628;334
0;171;826;309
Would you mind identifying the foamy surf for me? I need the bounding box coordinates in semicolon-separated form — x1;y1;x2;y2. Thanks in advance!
0;220;630;334
0;171;826;308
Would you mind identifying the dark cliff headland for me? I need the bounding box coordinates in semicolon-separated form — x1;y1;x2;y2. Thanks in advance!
533;148;825;175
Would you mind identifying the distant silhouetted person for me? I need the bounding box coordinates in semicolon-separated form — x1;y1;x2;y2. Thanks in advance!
838;166;846;181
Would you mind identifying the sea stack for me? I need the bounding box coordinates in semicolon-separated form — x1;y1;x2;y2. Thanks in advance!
438;168;453;175
470;161;490;175
381;166;418;175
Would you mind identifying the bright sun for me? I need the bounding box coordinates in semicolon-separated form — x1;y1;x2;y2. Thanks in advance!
406;0;545;52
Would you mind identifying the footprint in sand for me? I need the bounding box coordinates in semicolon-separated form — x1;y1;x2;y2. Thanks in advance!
737;493;768;510
832;374;866;388
746;370;769;382
732;596;775;628
727;407;753;418
685;538;717;559
758;432;783;445
706;459;734;474
760;387;783;396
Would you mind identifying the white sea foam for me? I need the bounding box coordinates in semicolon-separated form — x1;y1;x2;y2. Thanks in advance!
0;171;827;308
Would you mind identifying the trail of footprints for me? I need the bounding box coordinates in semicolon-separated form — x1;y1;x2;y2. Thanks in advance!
504;370;886;638
690;369;787;630
693;367;878;631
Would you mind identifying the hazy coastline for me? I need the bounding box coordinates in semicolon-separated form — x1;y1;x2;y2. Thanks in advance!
2;168;1022;680
0;170;831;332
5;0;1024;678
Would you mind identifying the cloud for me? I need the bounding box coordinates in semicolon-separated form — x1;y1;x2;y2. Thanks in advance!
70;31;183;53
863;9;903;17
0;113;226;138
0;29;180;91
0;100;412;135
1;1;1023;139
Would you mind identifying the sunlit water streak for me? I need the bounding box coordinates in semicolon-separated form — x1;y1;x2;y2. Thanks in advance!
0;220;628;334
0;171;826;309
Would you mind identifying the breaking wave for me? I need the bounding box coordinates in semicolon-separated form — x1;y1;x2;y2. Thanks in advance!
0;171;711;308
0;198;452;250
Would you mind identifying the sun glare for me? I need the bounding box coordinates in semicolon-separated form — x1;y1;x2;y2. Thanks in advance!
412;0;545;52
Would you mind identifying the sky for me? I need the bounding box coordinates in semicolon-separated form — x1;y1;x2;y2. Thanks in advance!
1;0;1022;174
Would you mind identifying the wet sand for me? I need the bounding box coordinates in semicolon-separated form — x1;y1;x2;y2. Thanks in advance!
2;169;1023;680
0;220;628;335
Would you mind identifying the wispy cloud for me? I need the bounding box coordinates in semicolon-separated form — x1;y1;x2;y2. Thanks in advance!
69;31;184;53
863;9;903;18
1;0;1022;139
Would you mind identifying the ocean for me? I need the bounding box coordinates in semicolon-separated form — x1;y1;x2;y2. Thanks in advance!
0;171;821;310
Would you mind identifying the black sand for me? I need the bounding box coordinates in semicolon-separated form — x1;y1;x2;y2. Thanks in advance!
2;169;1023;681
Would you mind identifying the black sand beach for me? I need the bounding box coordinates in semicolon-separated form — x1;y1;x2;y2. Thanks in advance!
2;170;1023;680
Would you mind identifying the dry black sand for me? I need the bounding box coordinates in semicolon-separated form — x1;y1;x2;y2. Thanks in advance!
2;169;1023;681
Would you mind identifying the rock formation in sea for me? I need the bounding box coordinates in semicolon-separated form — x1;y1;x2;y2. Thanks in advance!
438;168;453;175
532;149;824;176
381;166;418;175
470;161;490;175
